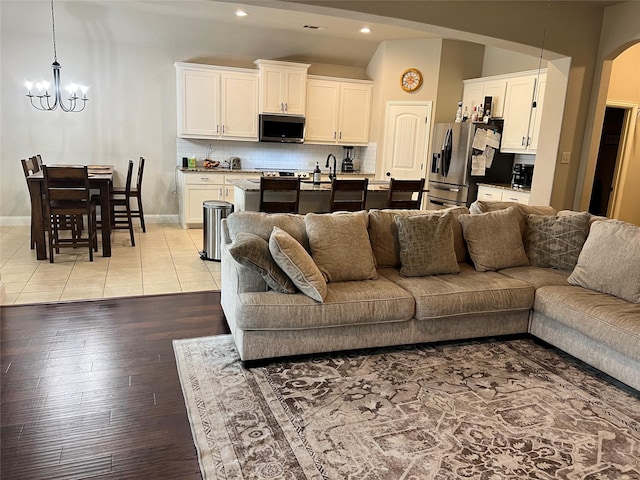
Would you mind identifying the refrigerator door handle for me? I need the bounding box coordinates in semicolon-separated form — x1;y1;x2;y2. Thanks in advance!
442;128;453;178
431;153;440;174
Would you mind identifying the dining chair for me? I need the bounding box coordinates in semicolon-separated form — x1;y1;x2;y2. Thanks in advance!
329;178;369;212
111;156;146;233
110;160;137;246
21;158;41;249
259;177;301;213
386;178;426;209
42;165;98;263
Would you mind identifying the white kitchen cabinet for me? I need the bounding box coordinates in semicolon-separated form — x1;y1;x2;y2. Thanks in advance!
176;63;258;141
501;71;546;153
254;59;310;115
477;185;530;205
305;76;372;145
462;77;506;119
178;170;253;228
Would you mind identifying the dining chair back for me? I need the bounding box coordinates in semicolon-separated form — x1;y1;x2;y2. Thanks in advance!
22;157;40;177
259;177;301;213
329;178;369;212
386;178;426;209
111;157;146;232
110;160;136;246
42;165;98;262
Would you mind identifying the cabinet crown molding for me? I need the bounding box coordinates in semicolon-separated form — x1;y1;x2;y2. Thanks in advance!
254;59;311;70
464;68;548;84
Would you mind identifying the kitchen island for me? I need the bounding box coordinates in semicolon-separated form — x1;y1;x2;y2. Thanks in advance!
230;178;391;213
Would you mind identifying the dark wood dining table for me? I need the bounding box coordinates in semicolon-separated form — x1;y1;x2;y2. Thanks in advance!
27;165;114;260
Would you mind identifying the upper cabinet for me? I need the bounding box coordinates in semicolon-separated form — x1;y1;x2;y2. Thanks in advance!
176;63;258;141
254;59;310;115
501;71;547;153
462;77;507;118
305;76;373;145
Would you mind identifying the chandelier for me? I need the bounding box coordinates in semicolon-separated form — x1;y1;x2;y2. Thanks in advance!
25;0;89;112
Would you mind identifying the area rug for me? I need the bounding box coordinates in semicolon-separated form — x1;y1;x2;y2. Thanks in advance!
173;335;640;479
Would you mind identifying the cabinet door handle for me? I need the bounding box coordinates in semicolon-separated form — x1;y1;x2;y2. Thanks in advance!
219;187;223;197
485;192;493;197
200;177;210;182
225;187;229;197
521;136;526;146
280;102;284;113
508;197;518;201
333;131;337;139
222;125;225;134
527;136;531;147
339;131;342;140
216;125;219;134
284;102;288;112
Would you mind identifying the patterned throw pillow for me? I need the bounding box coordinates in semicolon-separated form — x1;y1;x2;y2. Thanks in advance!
269;227;327;303
228;232;295;293
526;212;591;271
304;211;377;282
458;206;529;272
394;213;460;277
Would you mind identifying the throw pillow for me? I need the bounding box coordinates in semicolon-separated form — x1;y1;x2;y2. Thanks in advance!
368;206;468;267
304;211;377;282
458;206;529;272
526;212;591;271
226;211;309;250
395;213;460;277
269;227;327;302
568;220;640;303
228;232;295;293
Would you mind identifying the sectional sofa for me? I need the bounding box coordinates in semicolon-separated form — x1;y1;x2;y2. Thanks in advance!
219;203;640;392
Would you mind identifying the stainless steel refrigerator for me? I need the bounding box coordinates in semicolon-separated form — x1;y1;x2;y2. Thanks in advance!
426;120;514;209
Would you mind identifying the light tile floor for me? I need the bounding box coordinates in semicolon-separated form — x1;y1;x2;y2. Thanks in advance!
0;224;220;305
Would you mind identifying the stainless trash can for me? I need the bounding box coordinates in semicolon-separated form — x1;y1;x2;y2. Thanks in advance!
201;200;234;261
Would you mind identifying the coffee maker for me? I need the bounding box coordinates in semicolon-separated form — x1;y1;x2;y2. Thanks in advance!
341;146;355;172
511;164;534;189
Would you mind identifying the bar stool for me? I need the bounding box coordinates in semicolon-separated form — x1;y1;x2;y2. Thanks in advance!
329;178;368;212
111;156;146;232
259;177;301;213
386;178;426;209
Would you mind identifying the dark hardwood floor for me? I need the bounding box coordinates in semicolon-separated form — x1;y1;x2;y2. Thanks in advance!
1;291;230;480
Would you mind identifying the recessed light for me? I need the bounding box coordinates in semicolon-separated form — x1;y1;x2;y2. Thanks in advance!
235;10;248;17
360;27;371;34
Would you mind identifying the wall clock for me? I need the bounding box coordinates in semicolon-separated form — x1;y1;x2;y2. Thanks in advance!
400;68;423;92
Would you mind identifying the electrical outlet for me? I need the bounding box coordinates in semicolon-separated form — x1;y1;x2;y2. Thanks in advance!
561;152;571;164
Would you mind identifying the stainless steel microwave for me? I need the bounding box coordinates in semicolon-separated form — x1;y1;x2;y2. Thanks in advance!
259;114;305;143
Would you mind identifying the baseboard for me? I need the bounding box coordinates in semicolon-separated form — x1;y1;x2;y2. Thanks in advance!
0;214;180;227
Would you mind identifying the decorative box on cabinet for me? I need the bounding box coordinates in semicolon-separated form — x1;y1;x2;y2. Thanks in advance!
254;59;310;115
501;71;546;154
305;76;372;145
175;63;258;141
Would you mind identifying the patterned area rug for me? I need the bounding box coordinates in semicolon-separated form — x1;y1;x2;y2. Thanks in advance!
173;335;640;479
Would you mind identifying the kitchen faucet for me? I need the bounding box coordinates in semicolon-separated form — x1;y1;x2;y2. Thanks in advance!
326;154;337;181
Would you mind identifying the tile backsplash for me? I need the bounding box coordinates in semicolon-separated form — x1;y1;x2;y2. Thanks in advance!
176;138;376;174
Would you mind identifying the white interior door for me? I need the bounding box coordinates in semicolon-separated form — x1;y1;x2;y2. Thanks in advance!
382;102;432;180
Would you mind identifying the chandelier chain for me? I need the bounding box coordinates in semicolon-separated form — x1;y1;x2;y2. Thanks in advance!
50;0;58;62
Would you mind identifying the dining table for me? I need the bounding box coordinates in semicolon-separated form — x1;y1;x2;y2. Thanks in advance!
27;165;114;260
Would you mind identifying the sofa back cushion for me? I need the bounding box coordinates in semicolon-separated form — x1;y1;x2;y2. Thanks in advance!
567;219;640;303
458;206;530;271
305;211;377;282
368;206;468;267
226;211;309;250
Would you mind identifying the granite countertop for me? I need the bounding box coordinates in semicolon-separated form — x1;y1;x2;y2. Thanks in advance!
229;178;391;192
477;182;531;194
178;167;374;176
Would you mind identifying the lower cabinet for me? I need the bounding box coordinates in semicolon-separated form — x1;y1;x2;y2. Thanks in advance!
178;170;251;228
477;185;530;205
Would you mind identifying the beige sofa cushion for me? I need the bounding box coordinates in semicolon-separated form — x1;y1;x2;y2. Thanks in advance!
458;206;529;271
526;212;591;271
227;211;309;250
395;213;460;277
568;220;640;303
269;227;327;303
305;211;377;282
368;207;468;267
535;285;640;362
499;266;570;290
229;232;295;293
379;263;534;321
235;276;415;330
